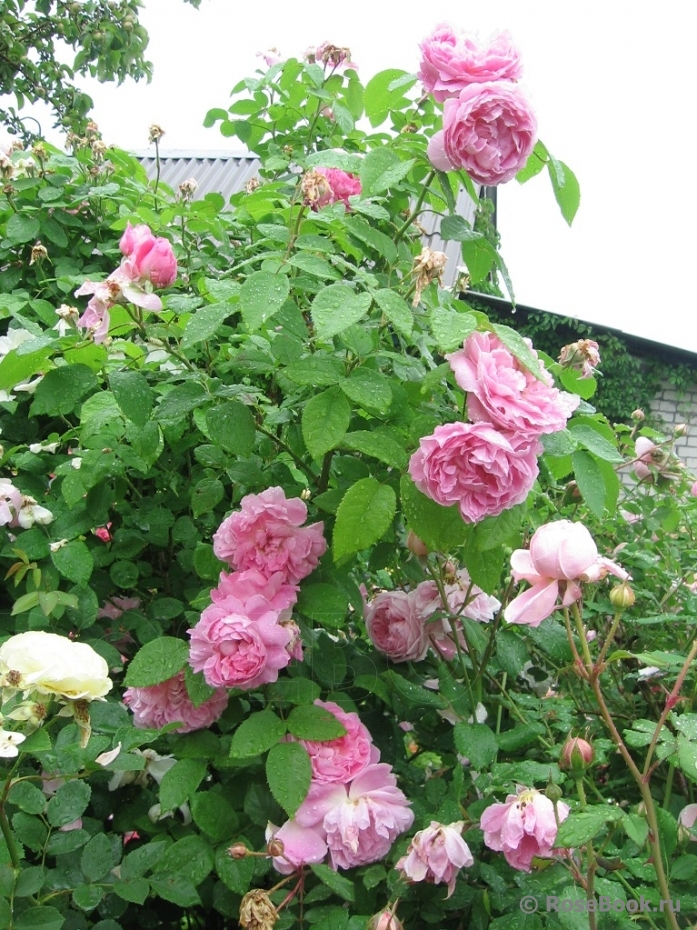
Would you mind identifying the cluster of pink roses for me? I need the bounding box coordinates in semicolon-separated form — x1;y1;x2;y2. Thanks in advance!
419;24;536;185
504;520;628;628
75;222;177;343
124;488;326;733
409;332;579;523
365;567;499;663
267;700;413;872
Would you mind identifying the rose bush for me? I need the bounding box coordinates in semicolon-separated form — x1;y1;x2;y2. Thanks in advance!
0;21;694;930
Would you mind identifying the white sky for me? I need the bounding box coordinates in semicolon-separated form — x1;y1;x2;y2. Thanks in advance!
19;1;697;352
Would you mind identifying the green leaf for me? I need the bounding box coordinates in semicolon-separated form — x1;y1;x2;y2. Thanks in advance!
191;792;238;841
382;671;448;709
311;285;372;341
31;364;97;415
364;69;415;126
462;543;506;595
540;430;577;457
491;324;545;381
45;829;90;856
548;157;580;226
215;844;255;895
206;399;256;455
0;346;53;393
360;148;414;197
287;704;347;740
113;879;150;905
184;664;218;708
340;368;391;414
159;759;207;811
286;356;344;386
266;742;312;816
302;387;351;459
429;308;477;352
181;302;232;348
440;215;480;241
191;477;224;518
297;584;350;628
516;140;549;183
571;450;607;518
109;371;153;426
266;679;321;705
333;478;396;562
149;875;201;907
51;540;93;586
399;475;467;552
240;270;289;330
341;431;407;470
154;382;207;422
15;866;45;897
124;637;189;688
229;710;287;758
555;808;622;846
454;722;499;770
46;780;91;827
471;505;525;551
460;237;496;283
310;863;355;902
373;289;412;337
7;214;41;245
569;424;623;464
14;906;64;930
73;884;104;911
8;781;46;815
623;812;649;847
496;629;529;678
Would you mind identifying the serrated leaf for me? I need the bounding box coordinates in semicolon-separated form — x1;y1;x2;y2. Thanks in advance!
296;584;349;627
311;285;372;341
113;879;150;905
400;475;467;552
360;148;414;197
266;679;322;705
31;364;97;415
341;431;407;470
50;540;93;586
429;308;477;352
454;722;499;769
462;543;506;595
302;387;351;459
73;884;104;911
110;370;153;426
266;742;311;816
8;781;46;815
240;271;289;330
555;808;621;847
310;863;355;902
14;906;64;930
154;382;207;422
229;711;287;758
569;424;623;464
364;69;414;126
571;450;607;518
206;400;256;455
548;157;580;226
372;289;412;337
491;324;545;381
46;780;91;827
6;214;41;245
460;237;497;283
623;812;649;847
382;671;448;708
440;215;480;241
287;704;347;740
190;792;238;841
181;302;232;348
124;637;189;688
159;759;206;811
333;478;396;562
340;368;391;414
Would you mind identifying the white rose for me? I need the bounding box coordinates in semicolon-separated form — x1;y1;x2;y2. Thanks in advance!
0;631;112;702
0;729;26;758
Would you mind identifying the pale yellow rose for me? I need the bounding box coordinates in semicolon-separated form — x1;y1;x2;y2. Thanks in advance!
0;631;112;702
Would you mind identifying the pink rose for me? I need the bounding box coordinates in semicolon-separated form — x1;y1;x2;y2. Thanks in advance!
447;332;579;441
558;339;601;379
396;821;474;897
295;763;414;870
0;479;22;527
211;569;298;618
122;235;177;289
97;595;141;621
294;700;378;784
505;520;629;627
678;804;697;840
428;82;537;185
691;481;697;498
212;487;326;584
123;671;228;733
119;222;153;257
188;593;291;690
409;422;540;524
265;819;328;874
365;590;430;662
480;787;569;872
418;24;522;102
315;168;362;209
634;436;668;481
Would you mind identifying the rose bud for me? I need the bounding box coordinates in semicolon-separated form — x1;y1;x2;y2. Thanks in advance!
406;530;428;558
228;843;249;860
610;581;635;610
561;736;594;774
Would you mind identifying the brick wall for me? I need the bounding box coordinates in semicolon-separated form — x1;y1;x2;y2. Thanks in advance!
650;382;697;473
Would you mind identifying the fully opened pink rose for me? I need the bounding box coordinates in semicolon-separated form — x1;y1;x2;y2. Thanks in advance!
428;81;537;185
188;594;291;690
123;671;228;733
505;520;629;627
365;590;430;662
295;700;378;784
418;24;522;102
480;787;569;872
211;569;298;617
447;332;579;440
212;487;326;584
295;763;414;870
396;820;474;897
409;422;540;524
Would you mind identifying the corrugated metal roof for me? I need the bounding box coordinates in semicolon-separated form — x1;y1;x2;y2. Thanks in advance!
136;151;481;285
